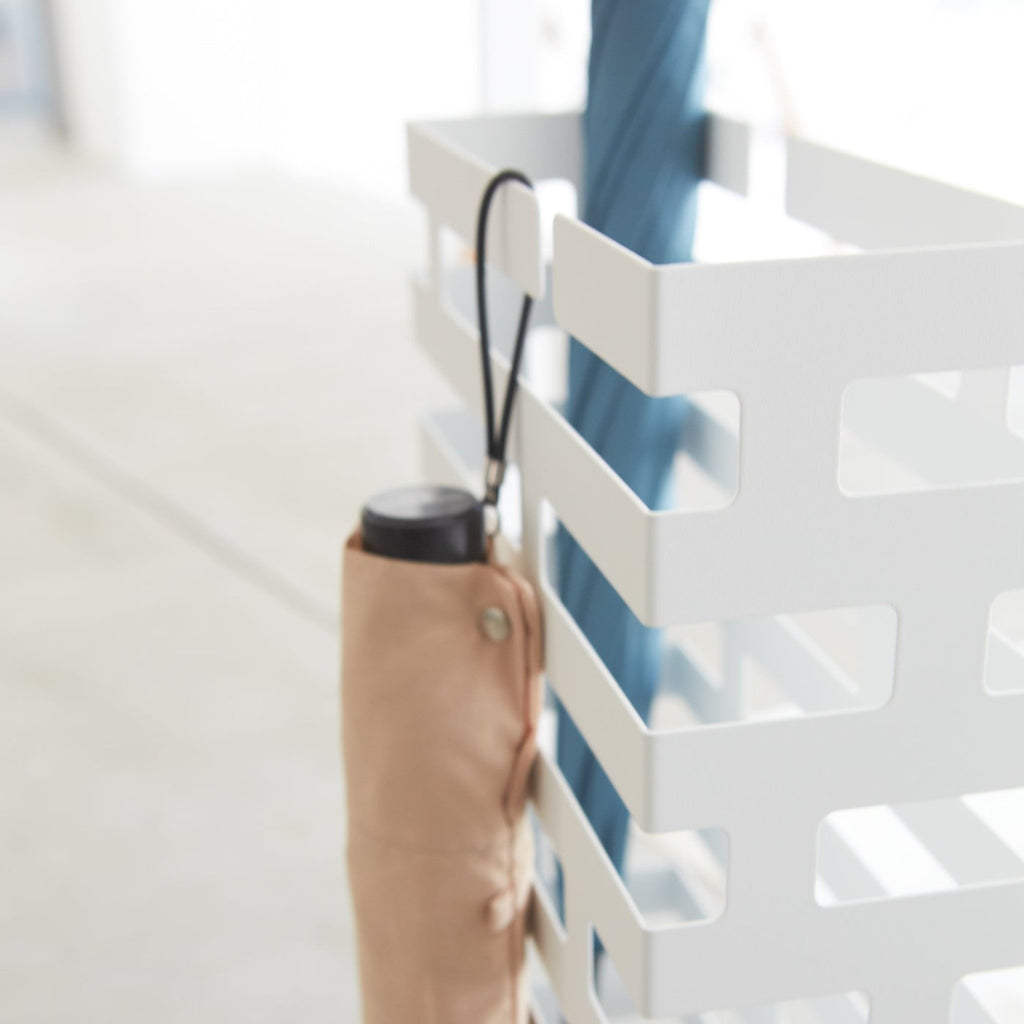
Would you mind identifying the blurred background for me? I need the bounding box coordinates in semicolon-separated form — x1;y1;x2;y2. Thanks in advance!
2;1;1023;1021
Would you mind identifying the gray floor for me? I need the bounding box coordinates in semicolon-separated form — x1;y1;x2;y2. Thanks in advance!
0;145;453;1022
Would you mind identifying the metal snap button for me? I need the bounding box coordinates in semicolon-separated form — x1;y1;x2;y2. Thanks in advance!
480;606;511;642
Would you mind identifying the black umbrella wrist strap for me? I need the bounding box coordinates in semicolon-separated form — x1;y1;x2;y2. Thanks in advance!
475;168;536;507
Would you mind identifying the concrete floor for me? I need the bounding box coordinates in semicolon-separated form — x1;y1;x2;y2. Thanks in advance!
0;147;453;1022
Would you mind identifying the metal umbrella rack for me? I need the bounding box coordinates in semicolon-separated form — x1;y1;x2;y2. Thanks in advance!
408;110;1024;1023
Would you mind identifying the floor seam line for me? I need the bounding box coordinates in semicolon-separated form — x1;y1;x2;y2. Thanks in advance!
0;386;338;636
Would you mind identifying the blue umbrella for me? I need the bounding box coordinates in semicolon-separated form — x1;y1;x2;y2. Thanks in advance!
557;0;712;876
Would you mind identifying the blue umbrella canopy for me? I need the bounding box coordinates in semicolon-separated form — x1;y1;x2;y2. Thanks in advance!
557;0;712;875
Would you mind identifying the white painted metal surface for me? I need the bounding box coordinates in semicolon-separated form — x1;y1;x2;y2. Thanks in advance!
408;111;1024;1023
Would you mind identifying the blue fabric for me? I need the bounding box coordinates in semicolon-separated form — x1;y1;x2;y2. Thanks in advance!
557;0;711;875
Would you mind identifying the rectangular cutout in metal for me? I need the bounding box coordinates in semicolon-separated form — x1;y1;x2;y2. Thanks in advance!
817;788;1024;906
671;390;740;512
986;590;1024;696
839;368;1024;496
624;822;727;929
953;965;1024;1023
530;804;566;931
656;604;897;729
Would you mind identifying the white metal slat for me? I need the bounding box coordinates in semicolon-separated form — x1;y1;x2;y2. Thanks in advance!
645;696;1024;833
553;213;1024;399
530;751;648;1024
539;577;652;829
409;110;752;306
704;113;752;198
786;136;1024;251
407;122;545;298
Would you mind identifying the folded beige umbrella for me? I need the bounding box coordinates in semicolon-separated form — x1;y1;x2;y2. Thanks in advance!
343;535;543;1023
341;171;544;1023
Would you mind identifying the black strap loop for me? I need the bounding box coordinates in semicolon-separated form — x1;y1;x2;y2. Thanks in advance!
475;168;535;506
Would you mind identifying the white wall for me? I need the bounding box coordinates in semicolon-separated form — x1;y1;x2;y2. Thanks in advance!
707;0;1024;203
48;0;121;156
51;0;488;196
49;0;1024;205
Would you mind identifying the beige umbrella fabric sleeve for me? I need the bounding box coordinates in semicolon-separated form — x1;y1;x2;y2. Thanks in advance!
342;532;544;1024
